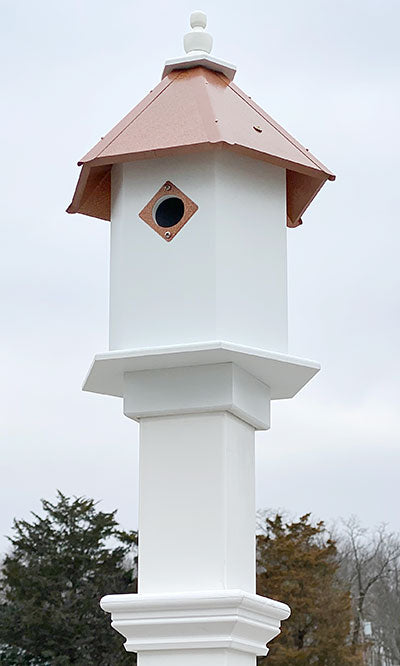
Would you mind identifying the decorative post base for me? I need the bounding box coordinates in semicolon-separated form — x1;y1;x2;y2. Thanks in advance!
101;589;290;664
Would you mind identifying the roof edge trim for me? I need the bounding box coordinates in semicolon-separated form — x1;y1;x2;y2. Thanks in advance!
80;142;329;181
162;54;236;81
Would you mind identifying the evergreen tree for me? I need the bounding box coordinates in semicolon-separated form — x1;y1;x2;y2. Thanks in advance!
0;491;137;665
256;513;364;665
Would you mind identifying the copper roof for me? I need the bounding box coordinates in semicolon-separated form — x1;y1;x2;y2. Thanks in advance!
67;67;335;226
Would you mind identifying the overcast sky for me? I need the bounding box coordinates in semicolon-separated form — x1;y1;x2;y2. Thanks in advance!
1;0;399;553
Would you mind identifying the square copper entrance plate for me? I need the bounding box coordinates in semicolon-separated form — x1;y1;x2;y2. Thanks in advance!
139;181;198;242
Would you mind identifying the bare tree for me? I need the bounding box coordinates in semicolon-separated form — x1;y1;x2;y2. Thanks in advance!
369;555;400;665
339;517;400;664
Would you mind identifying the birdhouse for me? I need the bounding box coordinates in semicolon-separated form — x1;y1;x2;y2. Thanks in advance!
68;13;334;407
68;11;335;665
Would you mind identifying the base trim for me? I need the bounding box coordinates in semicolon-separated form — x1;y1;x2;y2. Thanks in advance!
101;589;290;656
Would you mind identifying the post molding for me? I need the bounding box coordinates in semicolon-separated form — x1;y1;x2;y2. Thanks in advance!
100;589;291;656
123;363;271;430
83;340;319;400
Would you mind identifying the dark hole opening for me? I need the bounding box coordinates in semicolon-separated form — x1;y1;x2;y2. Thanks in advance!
155;197;185;228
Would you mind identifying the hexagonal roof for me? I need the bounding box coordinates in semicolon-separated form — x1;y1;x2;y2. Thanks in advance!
67;66;335;227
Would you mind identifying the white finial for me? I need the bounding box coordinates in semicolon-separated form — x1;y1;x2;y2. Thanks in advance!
184;10;213;55
162;10;236;82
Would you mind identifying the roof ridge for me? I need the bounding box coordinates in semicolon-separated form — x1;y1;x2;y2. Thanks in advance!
227;79;335;179
194;68;225;144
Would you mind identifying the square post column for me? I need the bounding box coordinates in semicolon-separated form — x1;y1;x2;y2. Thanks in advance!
101;363;290;663
139;412;255;595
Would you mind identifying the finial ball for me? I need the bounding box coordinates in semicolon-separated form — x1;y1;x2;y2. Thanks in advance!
190;10;207;29
184;9;212;55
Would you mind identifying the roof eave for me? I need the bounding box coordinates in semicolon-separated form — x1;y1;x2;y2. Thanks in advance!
67;143;334;224
79;141;332;180
67;163;111;220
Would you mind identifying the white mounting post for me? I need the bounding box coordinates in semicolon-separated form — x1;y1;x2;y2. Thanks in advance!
101;364;290;665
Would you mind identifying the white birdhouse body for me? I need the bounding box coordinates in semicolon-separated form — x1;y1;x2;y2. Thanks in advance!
109;150;288;354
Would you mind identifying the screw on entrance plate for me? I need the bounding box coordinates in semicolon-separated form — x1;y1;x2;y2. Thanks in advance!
138;181;199;243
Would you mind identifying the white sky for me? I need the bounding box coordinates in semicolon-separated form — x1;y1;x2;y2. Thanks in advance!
1;0;399;553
